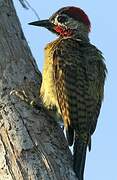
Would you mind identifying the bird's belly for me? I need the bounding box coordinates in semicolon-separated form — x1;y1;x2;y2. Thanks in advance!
40;63;60;112
40;40;62;113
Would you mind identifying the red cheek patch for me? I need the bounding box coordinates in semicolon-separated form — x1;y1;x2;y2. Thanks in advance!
54;25;73;36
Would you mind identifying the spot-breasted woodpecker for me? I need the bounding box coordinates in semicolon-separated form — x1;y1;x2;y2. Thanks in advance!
29;6;107;180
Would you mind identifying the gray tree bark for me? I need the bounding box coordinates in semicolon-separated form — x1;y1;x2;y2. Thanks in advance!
0;0;77;179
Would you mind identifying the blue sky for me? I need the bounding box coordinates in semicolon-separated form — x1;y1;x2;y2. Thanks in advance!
14;1;117;179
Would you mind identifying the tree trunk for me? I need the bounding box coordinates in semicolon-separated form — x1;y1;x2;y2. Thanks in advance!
0;0;77;179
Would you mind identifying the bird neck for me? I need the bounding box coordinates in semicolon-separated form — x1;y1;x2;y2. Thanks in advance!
72;28;89;42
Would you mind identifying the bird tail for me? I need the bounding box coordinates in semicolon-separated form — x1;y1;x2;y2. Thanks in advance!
73;136;87;180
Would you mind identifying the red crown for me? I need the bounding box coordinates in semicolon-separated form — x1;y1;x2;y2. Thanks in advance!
58;6;91;32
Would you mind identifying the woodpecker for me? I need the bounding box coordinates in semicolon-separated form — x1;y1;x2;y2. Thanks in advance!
29;6;107;180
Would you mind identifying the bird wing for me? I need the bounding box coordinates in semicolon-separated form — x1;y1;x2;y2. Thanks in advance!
84;44;107;135
52;39;79;146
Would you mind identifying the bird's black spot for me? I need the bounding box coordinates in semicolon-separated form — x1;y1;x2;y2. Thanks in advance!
24;76;27;80
7;13;10;17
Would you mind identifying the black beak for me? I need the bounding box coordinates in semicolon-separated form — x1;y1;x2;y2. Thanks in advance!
29;19;55;33
29;19;50;27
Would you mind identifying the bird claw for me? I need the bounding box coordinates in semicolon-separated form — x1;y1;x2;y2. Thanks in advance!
10;90;29;102
10;89;41;110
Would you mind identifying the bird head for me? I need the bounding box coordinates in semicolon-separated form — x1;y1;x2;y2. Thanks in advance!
29;6;91;40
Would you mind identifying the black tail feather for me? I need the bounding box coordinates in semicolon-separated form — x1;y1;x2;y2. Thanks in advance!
66;125;74;146
73;138;87;180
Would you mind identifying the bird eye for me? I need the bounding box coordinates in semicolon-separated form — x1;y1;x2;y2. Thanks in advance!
57;15;68;23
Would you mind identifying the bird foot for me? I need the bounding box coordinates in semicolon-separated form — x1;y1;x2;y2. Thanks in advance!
10;89;41;110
